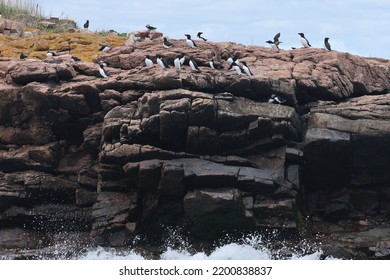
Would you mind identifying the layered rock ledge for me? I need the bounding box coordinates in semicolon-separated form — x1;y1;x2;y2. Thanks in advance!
1;40;390;259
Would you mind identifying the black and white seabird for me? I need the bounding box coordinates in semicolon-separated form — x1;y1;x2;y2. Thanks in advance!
145;55;153;67
99;63;110;78
99;60;110;67
324;37;331;51
197;32;207;41
268;94;286;104
163;37;173;49
298;33;311;48
156;55;170;70
146;24;157;31
266;32;281;49
230;61;243;75
83;20;89;29
209;58;223;70
185;34;197;48
99;44;111;52
174;54;182;72
71;56;81;63
189;56;201;73
46;50;56;57
241;61;253;77
19;52;27;60
179;53;186;65
227;53;240;67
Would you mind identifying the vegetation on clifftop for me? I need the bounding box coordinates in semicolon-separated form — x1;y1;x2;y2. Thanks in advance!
0;0;127;61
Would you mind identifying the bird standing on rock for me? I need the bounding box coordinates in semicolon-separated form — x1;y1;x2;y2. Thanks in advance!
145;55;153;67
241;61;253;77
157;55;169;70
19;53;28;60
83;20;89;29
99;63;110;78
146;24;157;31
185;34;197;48
189;56;201;73
324;37;331;51
298;33;311;48
268;94;286;104
163;37;173;49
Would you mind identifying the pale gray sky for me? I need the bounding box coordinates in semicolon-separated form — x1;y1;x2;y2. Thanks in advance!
37;0;390;58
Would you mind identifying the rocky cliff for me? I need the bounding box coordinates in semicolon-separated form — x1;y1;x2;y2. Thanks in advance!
1;37;390;259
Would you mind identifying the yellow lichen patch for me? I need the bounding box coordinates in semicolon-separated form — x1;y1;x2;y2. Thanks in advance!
0;31;127;62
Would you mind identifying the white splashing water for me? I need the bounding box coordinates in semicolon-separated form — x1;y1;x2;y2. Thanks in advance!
78;232;330;260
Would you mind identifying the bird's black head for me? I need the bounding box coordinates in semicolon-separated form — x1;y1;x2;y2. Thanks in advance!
298;33;304;37
325;37;330;41
185;34;191;39
266;40;274;44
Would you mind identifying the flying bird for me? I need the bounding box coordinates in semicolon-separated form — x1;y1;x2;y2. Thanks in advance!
146;24;157;31
197;32;207;41
266;32;281;49
185;34;197;48
298;33;311;48
324;37;331;51
83;20;89;29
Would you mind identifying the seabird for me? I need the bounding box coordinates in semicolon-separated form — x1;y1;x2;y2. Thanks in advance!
268;94;286;104
209;58;223;70
298;33;311;48
185;34;197;48
179;53;186;65
146;24;157;31
99;63;110;78
230;61;243;75
71;56;81;63
266;32;281;49
156;55;169;69
46;50;56;57
174;54;182;72
163;37;173;49
145;55;153;67
197;32;207;41
227;53;240;66
19;53;27;60
83;20;89;29
99;60;110;67
324;37;331;51
99;44;111;52
241;61;253;77
189;56;201;73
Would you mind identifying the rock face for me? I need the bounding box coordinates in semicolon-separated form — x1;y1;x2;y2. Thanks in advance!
0;39;390;258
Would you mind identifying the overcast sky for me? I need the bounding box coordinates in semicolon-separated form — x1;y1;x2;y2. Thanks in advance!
36;0;390;59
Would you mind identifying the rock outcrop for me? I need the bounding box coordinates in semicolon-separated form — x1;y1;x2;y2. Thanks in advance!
0;38;390;259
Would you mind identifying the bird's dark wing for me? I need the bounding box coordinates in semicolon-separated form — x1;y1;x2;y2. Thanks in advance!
274;32;281;41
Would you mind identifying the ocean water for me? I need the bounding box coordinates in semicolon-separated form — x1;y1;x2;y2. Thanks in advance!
77;230;329;260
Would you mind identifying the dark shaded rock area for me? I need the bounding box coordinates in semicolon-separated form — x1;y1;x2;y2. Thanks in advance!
1;40;390;259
